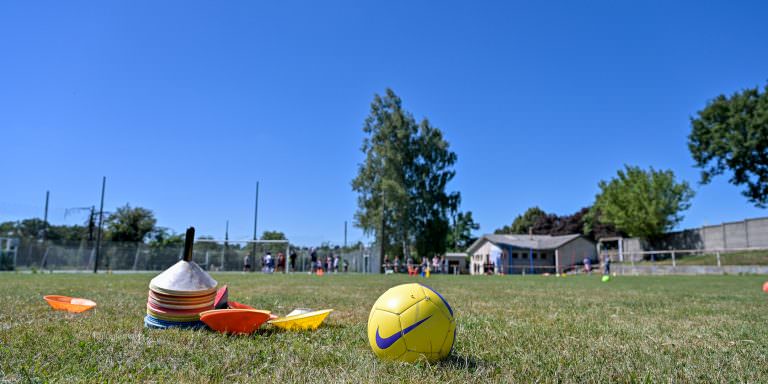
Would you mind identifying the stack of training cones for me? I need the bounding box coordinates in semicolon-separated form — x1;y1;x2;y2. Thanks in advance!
144;227;218;329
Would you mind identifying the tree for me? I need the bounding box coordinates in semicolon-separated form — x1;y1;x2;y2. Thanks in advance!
494;207;547;234
411;119;460;258
689;83;768;207
148;227;183;248
447;211;480;251
47;224;88;242
587;165;694;240
261;230;287;241
16;218;47;239
352;89;460;259
0;221;15;238
105;204;157;243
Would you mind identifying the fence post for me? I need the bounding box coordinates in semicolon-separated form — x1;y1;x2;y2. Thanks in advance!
132;245;140;271
716;251;721;268
671;251;676;268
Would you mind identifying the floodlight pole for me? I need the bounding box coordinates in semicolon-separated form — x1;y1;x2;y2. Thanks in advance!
93;176;106;273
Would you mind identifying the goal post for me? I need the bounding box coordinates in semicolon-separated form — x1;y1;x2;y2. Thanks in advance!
194;239;292;273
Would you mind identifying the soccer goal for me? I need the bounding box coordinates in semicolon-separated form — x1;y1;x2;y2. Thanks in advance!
193;239;292;273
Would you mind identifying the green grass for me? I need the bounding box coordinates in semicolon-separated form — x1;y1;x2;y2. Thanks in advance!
639;249;768;266
1;273;767;382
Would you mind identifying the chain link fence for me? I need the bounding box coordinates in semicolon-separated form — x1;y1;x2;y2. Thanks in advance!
0;238;377;274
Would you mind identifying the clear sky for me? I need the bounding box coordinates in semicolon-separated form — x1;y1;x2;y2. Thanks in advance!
1;1;767;245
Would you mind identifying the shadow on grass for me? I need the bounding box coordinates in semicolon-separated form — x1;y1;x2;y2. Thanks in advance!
438;353;485;372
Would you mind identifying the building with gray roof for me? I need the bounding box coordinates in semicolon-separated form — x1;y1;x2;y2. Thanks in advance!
466;233;596;275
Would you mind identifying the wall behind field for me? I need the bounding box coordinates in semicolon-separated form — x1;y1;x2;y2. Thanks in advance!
624;217;768;253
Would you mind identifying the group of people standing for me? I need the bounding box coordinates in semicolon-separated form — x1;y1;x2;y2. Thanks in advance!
243;250;299;273
309;248;348;274
383;255;448;275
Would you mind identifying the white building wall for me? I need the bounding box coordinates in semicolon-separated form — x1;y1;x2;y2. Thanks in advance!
470;241;501;275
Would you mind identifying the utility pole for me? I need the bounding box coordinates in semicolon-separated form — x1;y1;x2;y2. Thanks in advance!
43;191;49;241
253;182;259;240
94;177;106;273
252;181;259;261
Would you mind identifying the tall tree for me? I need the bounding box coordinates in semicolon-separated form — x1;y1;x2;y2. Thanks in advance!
352;89;418;258
105;204;157;243
689;83;768;207
586;165;694;240
412;119;460;258
352;89;460;259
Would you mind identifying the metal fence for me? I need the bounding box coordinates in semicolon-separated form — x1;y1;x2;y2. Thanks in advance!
0;238;378;274
599;247;768;275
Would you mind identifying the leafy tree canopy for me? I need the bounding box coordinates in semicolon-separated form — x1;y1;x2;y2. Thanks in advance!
261;230;286;241
494;207;546;234
148;227;183;248
495;207;620;240
105;204;157;243
447;211;480;251
587;165;694;240
689;83;768;207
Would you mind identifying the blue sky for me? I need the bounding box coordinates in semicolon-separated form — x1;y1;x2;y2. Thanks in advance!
1;1;767;245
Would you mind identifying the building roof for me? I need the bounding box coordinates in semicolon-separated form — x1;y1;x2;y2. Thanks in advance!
466;233;585;254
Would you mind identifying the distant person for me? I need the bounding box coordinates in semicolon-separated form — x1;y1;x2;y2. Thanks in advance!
407;257;415;275
583;257;592;274
333;254;340;273
277;252;286;273
603;255;611;275
289;250;297;271
325;254;332;273
310;248;318;274
343;259;349;272
264;252;274;273
432;256;440;274
393;257;400;273
243;254;251;272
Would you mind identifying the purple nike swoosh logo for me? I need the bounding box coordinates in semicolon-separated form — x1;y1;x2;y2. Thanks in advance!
375;315;432;350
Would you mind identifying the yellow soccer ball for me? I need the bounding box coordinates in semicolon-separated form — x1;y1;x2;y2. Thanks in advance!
367;283;456;362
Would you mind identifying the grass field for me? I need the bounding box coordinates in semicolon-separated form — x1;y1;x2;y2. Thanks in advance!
1;273;767;383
